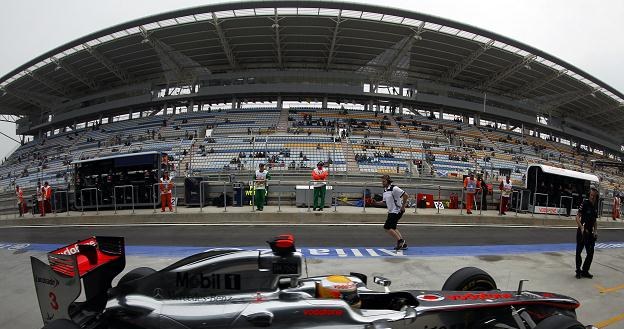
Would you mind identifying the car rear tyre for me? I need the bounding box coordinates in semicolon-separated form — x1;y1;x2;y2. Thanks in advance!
534;314;585;329
442;267;497;291
118;267;156;286
42;319;80;329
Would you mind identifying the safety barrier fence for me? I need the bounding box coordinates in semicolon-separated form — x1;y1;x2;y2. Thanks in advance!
113;185;135;214
58;184;617;220
52;190;70;216
80;188;99;215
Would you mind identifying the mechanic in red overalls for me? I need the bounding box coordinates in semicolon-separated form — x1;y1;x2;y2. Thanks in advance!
159;172;174;212
36;181;45;217
43;181;52;214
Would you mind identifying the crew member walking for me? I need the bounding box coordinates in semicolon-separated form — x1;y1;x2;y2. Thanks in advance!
43;181;52;213
376;175;409;251
575;187;599;279
36;181;45;217
312;161;329;211
254;163;270;211
463;172;480;214
159;172;174;212
612;192;620;221
16;185;25;217
499;176;512;215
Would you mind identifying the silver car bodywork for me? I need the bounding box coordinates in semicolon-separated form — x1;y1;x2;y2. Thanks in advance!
32;236;587;329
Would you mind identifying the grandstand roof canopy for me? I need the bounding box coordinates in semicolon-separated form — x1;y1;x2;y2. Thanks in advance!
0;1;623;145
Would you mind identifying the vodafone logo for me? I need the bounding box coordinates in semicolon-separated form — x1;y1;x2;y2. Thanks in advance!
56;240;97;256
416;294;445;302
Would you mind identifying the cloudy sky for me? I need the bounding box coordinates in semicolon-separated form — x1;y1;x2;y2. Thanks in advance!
0;0;622;160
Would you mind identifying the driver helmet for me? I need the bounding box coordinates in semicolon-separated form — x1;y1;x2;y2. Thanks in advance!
317;275;361;308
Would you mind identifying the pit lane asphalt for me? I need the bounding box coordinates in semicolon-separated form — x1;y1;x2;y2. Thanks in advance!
2;222;624;328
1;224;623;248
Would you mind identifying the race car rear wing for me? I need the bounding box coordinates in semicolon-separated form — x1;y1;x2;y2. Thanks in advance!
31;236;125;326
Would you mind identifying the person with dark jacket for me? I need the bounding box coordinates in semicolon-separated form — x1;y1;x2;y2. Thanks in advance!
575;187;599;279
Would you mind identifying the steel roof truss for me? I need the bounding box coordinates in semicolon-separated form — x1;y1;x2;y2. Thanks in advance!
379;22;424;83
4;88;66;110
84;44;131;83
139;26;209;84
442;39;493;80
270;9;285;68
26;70;70;96
478;54;536;91
586;103;624;120
505;69;568;97
51;58;98;90
210;12;239;70
543;87;600;112
325;9;343;70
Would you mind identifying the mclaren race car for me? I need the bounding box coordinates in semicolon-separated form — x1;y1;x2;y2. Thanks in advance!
32;235;594;329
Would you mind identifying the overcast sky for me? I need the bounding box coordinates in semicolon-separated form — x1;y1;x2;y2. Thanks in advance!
0;0;622;160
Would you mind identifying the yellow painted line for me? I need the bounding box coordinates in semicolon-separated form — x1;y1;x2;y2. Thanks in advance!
595;312;624;328
595;283;624;294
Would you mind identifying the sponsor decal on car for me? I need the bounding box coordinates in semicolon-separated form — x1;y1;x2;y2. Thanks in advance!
175;272;241;290
447;292;513;301
417;294;445;302
55;239;97;256
35;276;59;288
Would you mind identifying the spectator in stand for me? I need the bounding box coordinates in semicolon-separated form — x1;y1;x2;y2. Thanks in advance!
463;172;481;214
36;181;45;217
159;172;174;212
312;161;329;211
499;176;512;215
16;185;26;217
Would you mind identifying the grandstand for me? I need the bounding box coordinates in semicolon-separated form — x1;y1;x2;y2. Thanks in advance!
0;1;623;214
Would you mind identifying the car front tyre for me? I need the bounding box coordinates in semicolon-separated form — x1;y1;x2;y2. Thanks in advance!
534;314;585;329
442;267;497;291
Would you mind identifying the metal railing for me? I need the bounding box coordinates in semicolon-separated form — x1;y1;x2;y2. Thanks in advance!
113;185;135;214
80;188;99;215
532;193;549;218
52;190;69;216
305;180;333;212
510;190;520;216
558;195;574;218
199;181;226;213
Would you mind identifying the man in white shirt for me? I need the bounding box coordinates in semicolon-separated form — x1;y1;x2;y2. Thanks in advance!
376;175;409;251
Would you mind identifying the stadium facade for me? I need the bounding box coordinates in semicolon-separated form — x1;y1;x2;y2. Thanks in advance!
0;1;623;213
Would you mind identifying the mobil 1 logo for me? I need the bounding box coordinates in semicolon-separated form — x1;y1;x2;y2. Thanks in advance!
176;272;241;290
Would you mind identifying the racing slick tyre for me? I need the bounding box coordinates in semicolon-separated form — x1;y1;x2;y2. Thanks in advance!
442;267;497;291
118;267;156;286
534;314;585;329
41;319;80;329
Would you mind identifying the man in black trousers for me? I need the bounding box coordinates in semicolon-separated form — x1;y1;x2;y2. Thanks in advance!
575;187;599;279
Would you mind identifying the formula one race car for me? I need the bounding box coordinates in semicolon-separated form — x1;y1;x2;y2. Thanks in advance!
32;235;594;329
